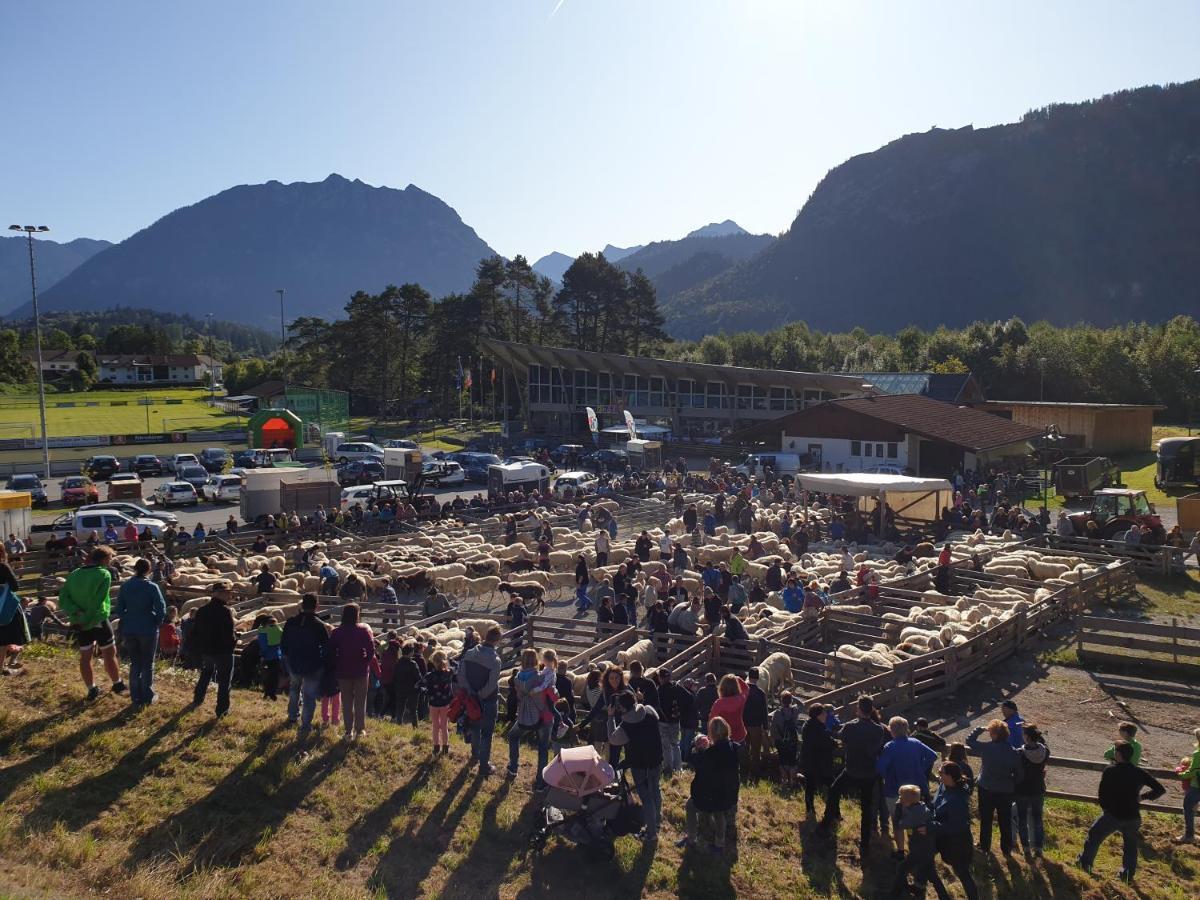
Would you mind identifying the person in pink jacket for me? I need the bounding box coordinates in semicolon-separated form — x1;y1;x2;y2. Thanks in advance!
329;603;375;741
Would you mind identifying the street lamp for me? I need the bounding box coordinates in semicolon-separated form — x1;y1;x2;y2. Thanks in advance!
9;224;52;479
276;288;287;393
205;312;216;405
1038;357;1048;403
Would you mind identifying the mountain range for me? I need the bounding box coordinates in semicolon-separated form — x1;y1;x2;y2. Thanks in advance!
26;175;496;327
664;79;1200;338
0;236;111;315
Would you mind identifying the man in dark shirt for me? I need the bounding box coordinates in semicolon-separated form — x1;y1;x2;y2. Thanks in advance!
254;565;278;596
816;695;889;855
694;672;718;726
742;668;769;778
627;660;659;711
190;582;237;717
1077;741;1165;883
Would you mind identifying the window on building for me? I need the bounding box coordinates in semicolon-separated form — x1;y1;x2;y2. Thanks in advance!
887;443;898;459
706;382;726;410
876;443;884;458
864;443;873;457
850;440;861;456
650;376;665;407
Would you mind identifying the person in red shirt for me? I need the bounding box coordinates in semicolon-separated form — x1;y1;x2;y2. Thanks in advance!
122;522;139;544
708;674;749;743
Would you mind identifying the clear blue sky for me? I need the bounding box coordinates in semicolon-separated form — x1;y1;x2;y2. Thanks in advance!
3;1;1198;260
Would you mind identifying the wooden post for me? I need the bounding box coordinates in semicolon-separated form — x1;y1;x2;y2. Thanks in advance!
1172;618;1179;666
907;663;917;705
756;637;768;666
1077;619;1085;659
525;617;535;649
709;633;721;674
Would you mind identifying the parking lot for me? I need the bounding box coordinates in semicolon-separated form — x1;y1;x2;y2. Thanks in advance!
24;459;492;536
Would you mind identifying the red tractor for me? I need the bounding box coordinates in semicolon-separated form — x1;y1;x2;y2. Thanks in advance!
1068;489;1165;542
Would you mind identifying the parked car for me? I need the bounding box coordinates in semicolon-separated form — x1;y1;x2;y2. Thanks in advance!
5;473;48;508
199;447;230;473
333;441;384;464
202;473;243;503
42;509;165;542
84;455;121;480
340;480;406;509
337;459;386;486
170;453;200;473
131;454;164;477
458;452;502;484
551;444;585;466
384;438;419;450
422;460;465;487
153;481;199;507
176;465;210;492
553;470;599;497
61;476;100;506
582;448;628;472
106;472;144;500
78;501;178;526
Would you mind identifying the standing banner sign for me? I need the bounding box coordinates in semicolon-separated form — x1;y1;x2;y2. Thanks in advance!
623;410;637;441
585;406;600;446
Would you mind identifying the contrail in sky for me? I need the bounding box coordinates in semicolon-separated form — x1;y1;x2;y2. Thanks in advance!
550;0;567;18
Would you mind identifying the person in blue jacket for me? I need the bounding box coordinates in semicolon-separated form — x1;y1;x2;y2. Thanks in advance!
781;576;804;613
877;716;937;857
114;558;167;706
931;761;979;900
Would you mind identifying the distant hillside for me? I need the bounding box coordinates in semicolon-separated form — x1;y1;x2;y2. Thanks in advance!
665;80;1200;338
532;251;573;283
617;228;775;302
31;175;496;327
685;220;748;239
0;237;111;315
601;243;641;263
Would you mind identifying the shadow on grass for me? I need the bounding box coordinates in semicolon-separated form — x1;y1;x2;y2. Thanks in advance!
363;761;484;894
0;706;133;805
27;708;193;831
124;721;344;875
0;699;97;758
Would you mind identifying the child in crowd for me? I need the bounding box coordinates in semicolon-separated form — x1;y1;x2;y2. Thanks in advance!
1104;721;1142;765
535;649;569;739
424;650;456;755
158;607;181;661
769;691;802;789
254;613;283;700
890;784;946;899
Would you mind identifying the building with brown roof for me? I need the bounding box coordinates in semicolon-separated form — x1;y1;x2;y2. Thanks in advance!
734;393;1043;477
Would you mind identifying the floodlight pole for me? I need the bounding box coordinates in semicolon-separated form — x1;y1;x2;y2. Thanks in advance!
10;225;52;479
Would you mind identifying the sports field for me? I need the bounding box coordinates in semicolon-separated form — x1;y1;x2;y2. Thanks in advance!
0;388;242;438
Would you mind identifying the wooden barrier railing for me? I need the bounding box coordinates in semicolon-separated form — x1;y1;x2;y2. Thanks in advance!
1043;533;1179;576
1077;615;1200;671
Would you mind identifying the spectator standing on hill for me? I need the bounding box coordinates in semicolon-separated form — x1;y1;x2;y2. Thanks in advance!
1014;724;1050;857
457;625;502;775
817;695;889;857
189;581;237;717
58;545;125;701
281;594;329;737
114;558;166;707
966;719;1023;857
1077;741;1165;883
328;603;375;741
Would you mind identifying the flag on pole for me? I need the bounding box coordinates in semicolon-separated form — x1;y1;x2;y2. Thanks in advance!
623;409;638;441
586;406;599;446
464;368;473;390
455;357;464;390
490;367;496;384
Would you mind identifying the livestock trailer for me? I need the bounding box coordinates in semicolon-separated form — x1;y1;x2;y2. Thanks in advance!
1053;456;1120;499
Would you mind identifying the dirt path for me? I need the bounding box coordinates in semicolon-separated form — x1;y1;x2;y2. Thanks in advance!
907;646;1198;800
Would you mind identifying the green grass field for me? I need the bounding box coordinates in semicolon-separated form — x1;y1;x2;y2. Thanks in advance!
0;388;242;439
1;644;1196;899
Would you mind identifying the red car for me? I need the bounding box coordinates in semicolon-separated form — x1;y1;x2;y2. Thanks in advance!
61;475;100;506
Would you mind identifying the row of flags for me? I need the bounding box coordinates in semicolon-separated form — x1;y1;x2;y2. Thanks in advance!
455;356;497;391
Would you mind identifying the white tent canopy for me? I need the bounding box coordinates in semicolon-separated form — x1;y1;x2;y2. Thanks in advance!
797;472;953;526
796;473;952;496
601;423;670;436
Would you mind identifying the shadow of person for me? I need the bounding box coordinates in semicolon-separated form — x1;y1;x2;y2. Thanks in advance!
0;706;133;805
125;721;342;874
675;842;735;900
27;708;192;831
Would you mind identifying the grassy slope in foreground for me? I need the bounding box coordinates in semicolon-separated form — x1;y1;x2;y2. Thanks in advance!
2;645;1198;899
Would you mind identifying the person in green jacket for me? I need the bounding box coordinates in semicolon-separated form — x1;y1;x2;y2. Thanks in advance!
1175;727;1200;845
1104;722;1143;766
58;545;124;701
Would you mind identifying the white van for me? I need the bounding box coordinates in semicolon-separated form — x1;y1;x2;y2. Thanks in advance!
733;452;804;477
553;471;599;497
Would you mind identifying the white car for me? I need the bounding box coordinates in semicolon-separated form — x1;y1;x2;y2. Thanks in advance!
49;510;165;541
78;501;178;526
422;460;465;486
384;438;419;450
333;441;385;464
154;480;200;507
202;474;243;503
170;452;200;473
340;480;406;509
553;470;599;497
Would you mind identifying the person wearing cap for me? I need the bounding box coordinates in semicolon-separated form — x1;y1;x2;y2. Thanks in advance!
189;581;237;717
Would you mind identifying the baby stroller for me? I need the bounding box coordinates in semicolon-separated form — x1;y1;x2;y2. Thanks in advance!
527;746;642;861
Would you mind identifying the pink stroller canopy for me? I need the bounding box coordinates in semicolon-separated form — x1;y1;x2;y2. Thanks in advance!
541;746;616;798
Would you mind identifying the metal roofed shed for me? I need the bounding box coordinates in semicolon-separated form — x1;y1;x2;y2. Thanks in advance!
796;472;954;526
984;401;1163;455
